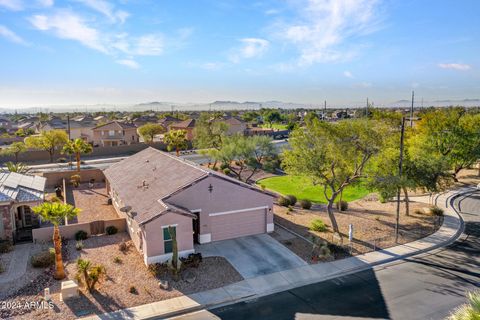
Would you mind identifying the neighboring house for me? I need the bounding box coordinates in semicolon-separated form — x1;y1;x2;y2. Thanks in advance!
158;116;181;131
40;116;97;143
92;121;139;147
169;118;196;140
219;116;247;135
104;147;274;265
0;117;13;132
0;172;46;242
132;115;160;128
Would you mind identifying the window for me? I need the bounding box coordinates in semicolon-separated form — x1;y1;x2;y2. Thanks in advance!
163;226;175;253
109;130;115;136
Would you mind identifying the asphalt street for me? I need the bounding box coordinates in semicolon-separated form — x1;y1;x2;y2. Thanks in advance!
191;191;480;320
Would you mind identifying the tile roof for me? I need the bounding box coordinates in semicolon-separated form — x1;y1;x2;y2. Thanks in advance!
0;172;46;203
93;121;137;130
170;118;196;128
104;147;209;224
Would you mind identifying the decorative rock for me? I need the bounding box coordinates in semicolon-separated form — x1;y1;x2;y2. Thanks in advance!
182;270;196;284
159;280;169;290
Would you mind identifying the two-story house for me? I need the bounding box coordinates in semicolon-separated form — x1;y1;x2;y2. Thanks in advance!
92;121;139;147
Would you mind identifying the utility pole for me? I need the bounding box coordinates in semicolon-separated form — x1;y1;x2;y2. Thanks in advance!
324;100;327;120
366;98;369;117
410;91;414;127
395;117;406;243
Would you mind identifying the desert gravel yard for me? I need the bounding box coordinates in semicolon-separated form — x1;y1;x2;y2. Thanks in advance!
273;197;442;263
67;182;119;223
13;233;242;320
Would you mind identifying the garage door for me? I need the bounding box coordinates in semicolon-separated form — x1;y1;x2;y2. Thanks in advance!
210;207;266;242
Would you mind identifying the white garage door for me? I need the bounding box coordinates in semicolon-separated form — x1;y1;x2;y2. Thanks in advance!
210;207;266;242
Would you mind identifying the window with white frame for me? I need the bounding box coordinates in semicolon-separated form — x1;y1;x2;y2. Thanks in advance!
162;226;176;253
109;130;115;136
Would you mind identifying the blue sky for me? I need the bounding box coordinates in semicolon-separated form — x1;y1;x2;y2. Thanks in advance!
0;0;479;108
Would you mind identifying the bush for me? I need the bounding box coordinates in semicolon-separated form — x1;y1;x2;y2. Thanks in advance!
76;241;84;251
414;209;424;215
148;263;168;277
287;206;293;213
336;200;348;211
0;241;13;254
220;163;228;170
113;256;122;264
223;168;231;175
129;286;138;294
260;184;266;191
430;206;444;216
299;199;312;210
118;241;129;253
180;253;203;268
106;226;118;235
449;290;480;320
75;230;88;241
310;219;328;232
285;195;297;206
278;196;290;207
31;248;55;268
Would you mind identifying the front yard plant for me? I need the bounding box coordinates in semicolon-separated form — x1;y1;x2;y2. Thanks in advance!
75;258;106;292
106;225;118;235
310;219;328;232
430;206;444;216
278;196;290;207
0;240;13;254
75;230;88;241
449;290;480;320
285;194;297;206
31;248;55;268
299;199;312;210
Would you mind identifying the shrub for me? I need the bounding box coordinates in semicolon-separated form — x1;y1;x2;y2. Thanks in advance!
310;219;328;232
212;166;218;171
31;248;55;268
0;241;13;254
299;199;312;210
76;258;106;292
106;226;118;235
49;195;62;203
336;200;348;211
260;184;266;191
118;241;129;253
75;230;88;241
76;241;84;251
70;174;81;187
278;196;290;207
129;286;138;294
113;256;122;264
219;163;228;170
180;253;203;268
223;168;231;175
287;206;293;212
449;290;480;320
285;195;297;206
430;206;444;216
57;157;67;163
148;263;168;277
414;209;424;215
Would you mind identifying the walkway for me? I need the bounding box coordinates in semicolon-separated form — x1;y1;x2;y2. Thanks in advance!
0;243;32;284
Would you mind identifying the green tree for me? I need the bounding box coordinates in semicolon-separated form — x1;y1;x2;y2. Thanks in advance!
62;138;93;173
2;141;27;163
263;110;283;128
32;202;80;279
194;113;229;167
283;119;386;240
25;130;69;163
138;123;165;144
164;129;188;156
241;111;260;123
211;135;277;182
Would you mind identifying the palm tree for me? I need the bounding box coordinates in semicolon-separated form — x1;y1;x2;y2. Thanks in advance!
32;202;80;279
4;161;30;174
62;138;93;173
164;129;188;156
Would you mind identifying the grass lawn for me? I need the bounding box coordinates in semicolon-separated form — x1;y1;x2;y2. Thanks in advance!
257;175;370;203
261;123;288;130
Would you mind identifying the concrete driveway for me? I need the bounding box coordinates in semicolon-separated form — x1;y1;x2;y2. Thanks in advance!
195;234;307;279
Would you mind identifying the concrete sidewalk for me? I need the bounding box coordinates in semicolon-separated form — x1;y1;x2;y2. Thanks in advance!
83;187;471;320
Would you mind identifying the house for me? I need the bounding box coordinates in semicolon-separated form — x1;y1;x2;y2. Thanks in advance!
92;121;139;147
104;147;274;265
40;116;97;143
0;172;46;242
169;118;196;140
132;115;160;128
158;116;181;130
218;116;247;135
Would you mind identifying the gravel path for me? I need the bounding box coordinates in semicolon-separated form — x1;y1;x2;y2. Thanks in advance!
0;244;31;285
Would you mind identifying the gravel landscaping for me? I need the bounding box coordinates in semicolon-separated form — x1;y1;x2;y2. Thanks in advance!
66;182;119;223
8;233;242;320
273;196;442;263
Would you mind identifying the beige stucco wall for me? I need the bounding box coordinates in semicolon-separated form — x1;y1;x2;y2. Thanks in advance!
166;175;274;238
226;123;247;135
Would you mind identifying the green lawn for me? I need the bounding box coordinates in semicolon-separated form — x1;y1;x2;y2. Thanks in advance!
257;175;370;204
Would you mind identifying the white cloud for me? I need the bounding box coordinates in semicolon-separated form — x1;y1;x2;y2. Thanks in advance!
134;34;163;55
0;25;27;45
265;9;279;15
76;0;129;24
29;11;108;53
0;0;23;11
438;63;471;71
277;0;382;65
230;38;269;63
116;59;139;69
343;70;353;78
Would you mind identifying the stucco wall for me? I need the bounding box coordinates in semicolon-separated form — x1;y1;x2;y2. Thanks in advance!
0;205;11;240
41;169;105;188
166;176;274;236
143;211;194;262
32;218;126;242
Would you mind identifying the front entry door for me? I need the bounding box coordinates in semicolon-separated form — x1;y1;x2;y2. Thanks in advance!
192;212;200;244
